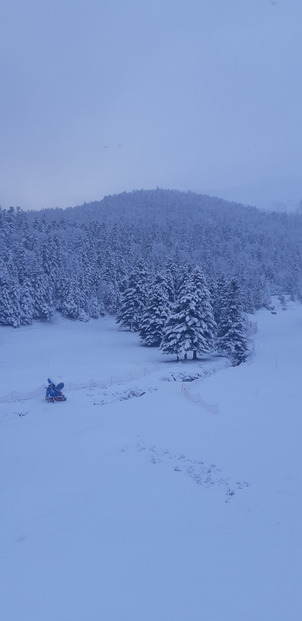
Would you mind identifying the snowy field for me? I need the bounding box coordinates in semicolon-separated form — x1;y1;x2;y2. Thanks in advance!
1;303;302;621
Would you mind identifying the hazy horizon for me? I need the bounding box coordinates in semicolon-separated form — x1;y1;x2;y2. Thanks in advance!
1;0;302;212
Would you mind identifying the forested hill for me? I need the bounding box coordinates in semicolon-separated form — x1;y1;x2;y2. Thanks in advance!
1;188;302;328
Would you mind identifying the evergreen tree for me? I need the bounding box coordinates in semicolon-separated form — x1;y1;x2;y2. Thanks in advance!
86;295;104;319
61;276;86;320
101;281;119;314
178;279;210;359
159;304;184;361
218;277;248;365
139;273;170;346
0;277;21;327
190;267;217;354
160;277;211;361
116;272;141;331
116;262;149;332
213;274;228;339
31;269;54;320
19;279;34;325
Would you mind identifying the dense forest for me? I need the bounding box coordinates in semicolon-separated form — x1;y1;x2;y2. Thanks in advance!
0;189;301;361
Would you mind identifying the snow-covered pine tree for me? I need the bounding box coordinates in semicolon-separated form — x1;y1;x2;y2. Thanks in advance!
173;263;193;300
160;276;211;360
213;274;228;340
15;245;28;286
101;281;119;314
179;277;212;359
159;266;175;304
139;272;170;346
0;277;21;327
190;267;217;355
116;273;141;331
217;277;248;366
116;261;149;332
19;279;34;325
31;269;54;321
60;275;87;320
159;304;184;361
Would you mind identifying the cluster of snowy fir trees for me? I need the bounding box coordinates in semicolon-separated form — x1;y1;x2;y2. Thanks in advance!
1;189;302;329
116;263;248;366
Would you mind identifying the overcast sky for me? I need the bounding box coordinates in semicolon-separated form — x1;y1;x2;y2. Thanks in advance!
1;0;301;211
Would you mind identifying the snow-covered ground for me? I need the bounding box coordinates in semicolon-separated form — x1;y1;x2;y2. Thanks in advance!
1;303;302;620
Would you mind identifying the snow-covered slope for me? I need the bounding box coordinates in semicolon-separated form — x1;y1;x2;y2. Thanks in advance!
1;305;301;620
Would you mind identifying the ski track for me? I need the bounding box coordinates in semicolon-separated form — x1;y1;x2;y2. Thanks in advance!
91;386;157;407
0;357;229;417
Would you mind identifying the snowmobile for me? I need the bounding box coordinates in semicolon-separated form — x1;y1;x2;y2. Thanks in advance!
45;378;67;402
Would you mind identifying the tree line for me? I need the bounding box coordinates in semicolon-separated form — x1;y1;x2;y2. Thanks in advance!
0;189;301;332
116;263;248;366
